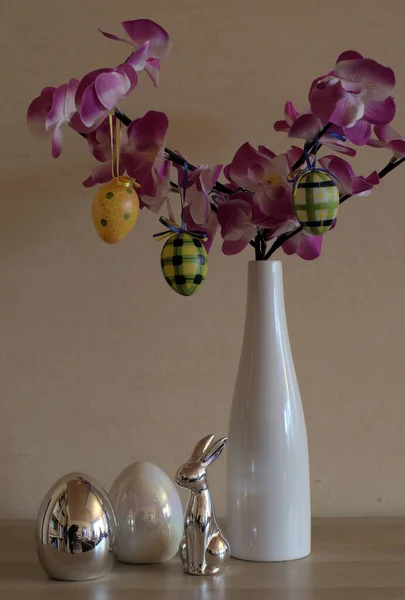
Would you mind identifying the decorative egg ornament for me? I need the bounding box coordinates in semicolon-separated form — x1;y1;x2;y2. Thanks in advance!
292;169;340;236
35;472;116;581
92;176;140;244
109;461;184;564
161;232;208;296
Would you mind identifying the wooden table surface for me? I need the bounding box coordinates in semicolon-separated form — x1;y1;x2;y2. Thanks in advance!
2;518;405;599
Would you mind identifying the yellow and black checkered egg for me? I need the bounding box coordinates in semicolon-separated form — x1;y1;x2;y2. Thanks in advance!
92;177;139;244
292;169;339;236
161;233;208;296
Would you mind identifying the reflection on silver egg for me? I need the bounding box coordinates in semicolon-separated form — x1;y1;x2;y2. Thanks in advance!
35;472;116;581
110;461;184;564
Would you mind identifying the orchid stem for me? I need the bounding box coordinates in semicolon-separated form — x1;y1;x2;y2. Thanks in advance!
264;155;405;260
112;108;401;261
114;107;261;255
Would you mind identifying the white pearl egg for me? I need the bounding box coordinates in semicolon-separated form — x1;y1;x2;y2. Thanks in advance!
109;461;184;564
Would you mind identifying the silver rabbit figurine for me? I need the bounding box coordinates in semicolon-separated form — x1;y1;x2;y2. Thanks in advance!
175;434;230;575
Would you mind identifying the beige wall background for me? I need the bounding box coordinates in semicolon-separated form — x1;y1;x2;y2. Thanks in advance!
0;0;404;519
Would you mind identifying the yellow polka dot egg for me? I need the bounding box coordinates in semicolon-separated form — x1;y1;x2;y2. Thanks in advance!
92;177;140;244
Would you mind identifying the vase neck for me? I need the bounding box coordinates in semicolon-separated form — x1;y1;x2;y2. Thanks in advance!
246;261;285;321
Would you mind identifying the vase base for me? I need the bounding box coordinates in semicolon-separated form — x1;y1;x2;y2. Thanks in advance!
230;549;311;563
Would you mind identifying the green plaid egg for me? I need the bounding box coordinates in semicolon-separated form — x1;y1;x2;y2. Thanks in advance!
292;169;340;236
161;232;208;296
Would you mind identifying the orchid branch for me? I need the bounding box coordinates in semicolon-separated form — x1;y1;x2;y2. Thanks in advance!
114;107;333;256
264;155;405;260
115;106;403;262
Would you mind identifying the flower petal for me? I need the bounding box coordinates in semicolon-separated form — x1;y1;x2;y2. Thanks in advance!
186;187;211;224
94;71;131;110
217;198;252;228
75;68;113;111
363;96;395;125
389;140;405;157
222;238;251;255
282;231;323;260
117;63;138;91
144;59;160;87
122;19;171;58
226;142;270;186
70;111;105;134
310;79;346;124
257;146;276;159
98;28;132;45
51;124;63;158
321;136;357;156
335;58;395;102
82;162;114;188
45;84;67;130
351;174;377;195
374;124;395;143
367;138;386;148
80;82;107;127
183;205;218;253
336;50;363;62
343;120;372;145
288;113;321;140
27;87;56;137
126;42;150;72
284;101;299;125
331;94;364;128
128;110;169;149
274;119;290;132
65;78;80;117
319;155;354;194
286;145;304;168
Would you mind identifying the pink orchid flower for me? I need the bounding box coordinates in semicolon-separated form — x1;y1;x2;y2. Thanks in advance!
183;206;218;253
82;115;129;187
122;110;169;197
367;124;405;158
274;101;356;156
27;79;79;158
310;51;396;142
281;227;324;261
99;19;171;87
225;143;297;223
140;159;172;213
72;64;138;132
215;183;326;260
85;114;128;162
82;111;169;195
217;192;258;255
175;162;223;225
318;155;379;196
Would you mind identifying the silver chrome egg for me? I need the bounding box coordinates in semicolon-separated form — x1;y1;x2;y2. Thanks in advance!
35;472;116;581
110;461;184;564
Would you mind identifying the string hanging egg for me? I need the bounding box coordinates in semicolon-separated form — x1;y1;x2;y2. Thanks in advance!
292;168;340;236
153;162;208;297
92;176;140;244
91;113;140;244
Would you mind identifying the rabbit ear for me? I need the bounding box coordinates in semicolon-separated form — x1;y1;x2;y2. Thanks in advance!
190;434;216;462
202;437;227;466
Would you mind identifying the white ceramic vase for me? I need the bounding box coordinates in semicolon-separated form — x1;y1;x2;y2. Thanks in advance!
227;260;311;562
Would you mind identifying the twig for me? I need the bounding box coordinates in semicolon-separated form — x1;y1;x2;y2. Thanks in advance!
264;155;405;260
114;107;234;196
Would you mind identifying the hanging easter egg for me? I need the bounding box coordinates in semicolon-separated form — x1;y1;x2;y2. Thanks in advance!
92;176;140;244
292;169;340;236
109;461;184;564
161;232;208;296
